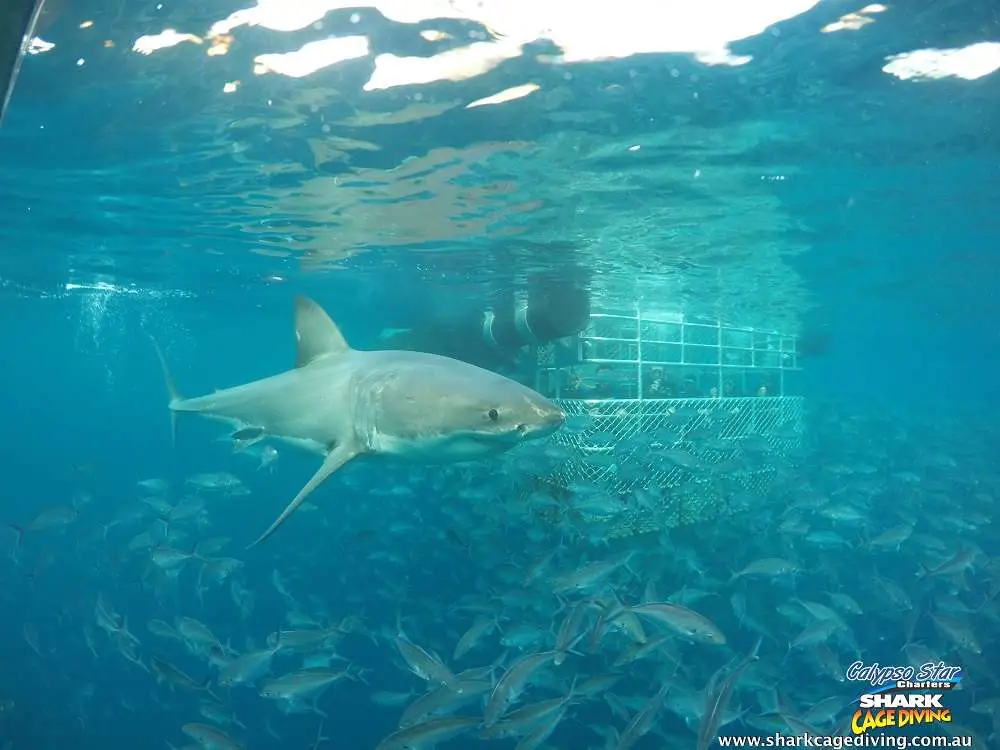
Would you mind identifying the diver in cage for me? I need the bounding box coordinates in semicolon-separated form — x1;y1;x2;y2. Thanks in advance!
680;375;699;398
645;367;665;398
643;366;680;399
724;377;736;397
562;368;584;397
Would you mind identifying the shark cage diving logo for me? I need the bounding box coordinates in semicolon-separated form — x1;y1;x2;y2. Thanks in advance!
846;660;962;735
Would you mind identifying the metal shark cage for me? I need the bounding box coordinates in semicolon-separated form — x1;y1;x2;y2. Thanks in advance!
526;308;805;538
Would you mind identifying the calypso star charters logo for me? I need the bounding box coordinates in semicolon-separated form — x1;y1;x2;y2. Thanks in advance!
846;660;962;735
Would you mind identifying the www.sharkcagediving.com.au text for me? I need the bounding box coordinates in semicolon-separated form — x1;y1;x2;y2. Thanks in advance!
716;734;972;748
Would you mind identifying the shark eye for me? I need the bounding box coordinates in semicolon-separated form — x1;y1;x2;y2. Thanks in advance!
487;408;500;422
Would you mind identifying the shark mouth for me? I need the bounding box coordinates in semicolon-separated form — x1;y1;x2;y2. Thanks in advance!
467;431;522;445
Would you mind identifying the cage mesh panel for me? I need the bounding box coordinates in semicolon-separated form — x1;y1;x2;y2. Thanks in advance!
531;396;804;538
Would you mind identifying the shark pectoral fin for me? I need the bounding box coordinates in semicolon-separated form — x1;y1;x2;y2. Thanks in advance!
246;443;359;549
294;296;351;368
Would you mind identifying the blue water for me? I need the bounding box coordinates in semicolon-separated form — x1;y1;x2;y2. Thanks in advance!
2;1;999;749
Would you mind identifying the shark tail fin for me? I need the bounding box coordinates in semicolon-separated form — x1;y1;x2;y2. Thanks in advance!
150;337;181;446
246;443;359;549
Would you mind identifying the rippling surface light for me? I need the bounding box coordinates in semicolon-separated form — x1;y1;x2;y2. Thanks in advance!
3;0;998;336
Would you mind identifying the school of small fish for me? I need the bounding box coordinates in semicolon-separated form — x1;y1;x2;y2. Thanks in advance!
1;399;998;749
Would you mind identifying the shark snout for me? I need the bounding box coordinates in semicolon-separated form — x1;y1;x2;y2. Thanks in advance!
521;400;566;438
545;405;567;427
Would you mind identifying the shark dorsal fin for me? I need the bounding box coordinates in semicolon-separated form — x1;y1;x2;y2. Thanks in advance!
294;295;350;368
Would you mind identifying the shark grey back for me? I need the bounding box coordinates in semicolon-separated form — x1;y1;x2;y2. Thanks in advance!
154;295;566;548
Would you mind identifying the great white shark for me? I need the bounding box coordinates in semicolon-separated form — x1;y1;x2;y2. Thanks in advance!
154;295;566;548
